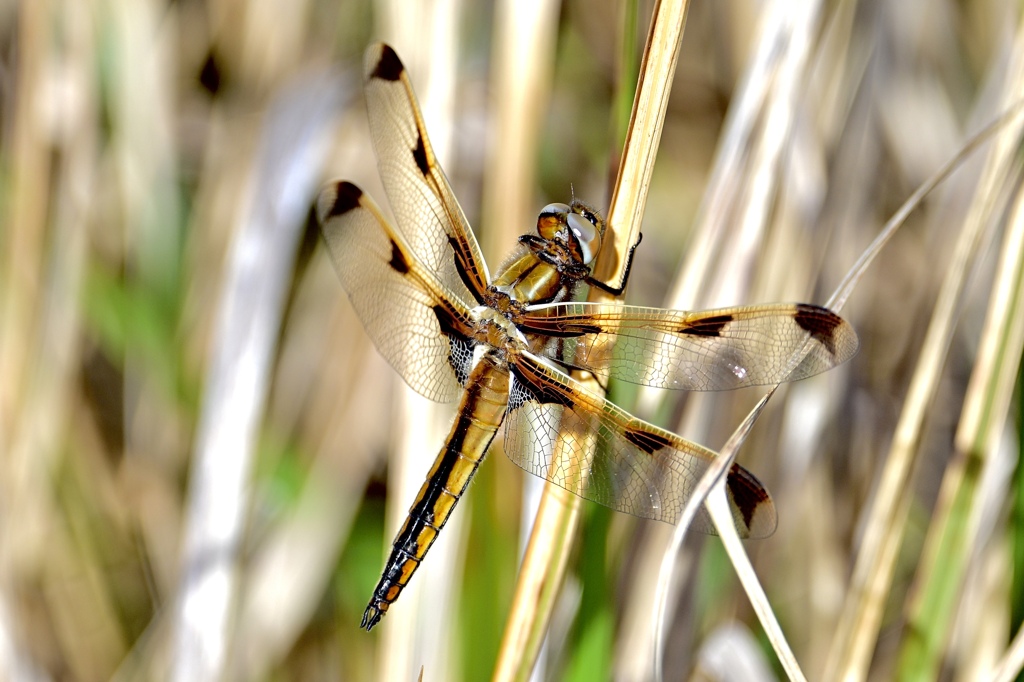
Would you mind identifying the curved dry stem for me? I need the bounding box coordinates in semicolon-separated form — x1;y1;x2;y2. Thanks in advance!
651;0;824;678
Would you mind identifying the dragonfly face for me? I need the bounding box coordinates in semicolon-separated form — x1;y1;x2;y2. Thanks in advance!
317;43;859;631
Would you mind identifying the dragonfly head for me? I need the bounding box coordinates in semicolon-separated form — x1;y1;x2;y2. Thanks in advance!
536;201;605;266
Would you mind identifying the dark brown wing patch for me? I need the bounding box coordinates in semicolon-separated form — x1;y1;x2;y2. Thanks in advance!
726;463;777;537
325;181;362;218
623;428;672;455
794;303;843;356
509;365;575;408
432;304;474;386
431;304;462;339
518;318;604;338
369;44;404;81
388;240;410;274
679;314;733;337
413;134;430;177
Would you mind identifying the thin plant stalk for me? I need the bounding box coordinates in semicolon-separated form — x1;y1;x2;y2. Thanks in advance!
894;165;1024;681
494;0;692;678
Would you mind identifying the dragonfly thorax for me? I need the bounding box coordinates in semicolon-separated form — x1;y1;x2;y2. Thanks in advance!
470;306;528;361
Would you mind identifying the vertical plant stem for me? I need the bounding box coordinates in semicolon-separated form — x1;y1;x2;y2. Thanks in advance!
495;1;691;679
895;168;1024;682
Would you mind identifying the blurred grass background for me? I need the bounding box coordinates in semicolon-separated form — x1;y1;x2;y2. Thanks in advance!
2;0;1024;680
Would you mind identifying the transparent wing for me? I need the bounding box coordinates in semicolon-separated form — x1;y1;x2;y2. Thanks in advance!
317;181;476;403
504;351;777;538
362;43;490;306
517;302;858;391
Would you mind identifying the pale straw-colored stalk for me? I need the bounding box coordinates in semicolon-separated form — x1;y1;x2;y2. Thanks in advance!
1;0;99;678
893;143;1024;682
495;1;692;679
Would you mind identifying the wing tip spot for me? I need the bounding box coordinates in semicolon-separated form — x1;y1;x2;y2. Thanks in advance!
726;464;777;539
318;181;362;223
369;44;404;82
794;304;848;357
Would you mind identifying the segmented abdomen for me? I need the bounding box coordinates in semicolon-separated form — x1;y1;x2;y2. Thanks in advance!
361;351;510;630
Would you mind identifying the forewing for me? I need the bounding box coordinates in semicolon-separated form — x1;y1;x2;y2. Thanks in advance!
362;43;490;306
504;351;777;538
317;181;476;403
518;302;858;391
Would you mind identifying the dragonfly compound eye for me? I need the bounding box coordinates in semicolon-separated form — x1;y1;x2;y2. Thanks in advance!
537;203;570;240
567;211;602;264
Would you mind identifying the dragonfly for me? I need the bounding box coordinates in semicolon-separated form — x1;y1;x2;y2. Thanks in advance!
316;43;858;631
